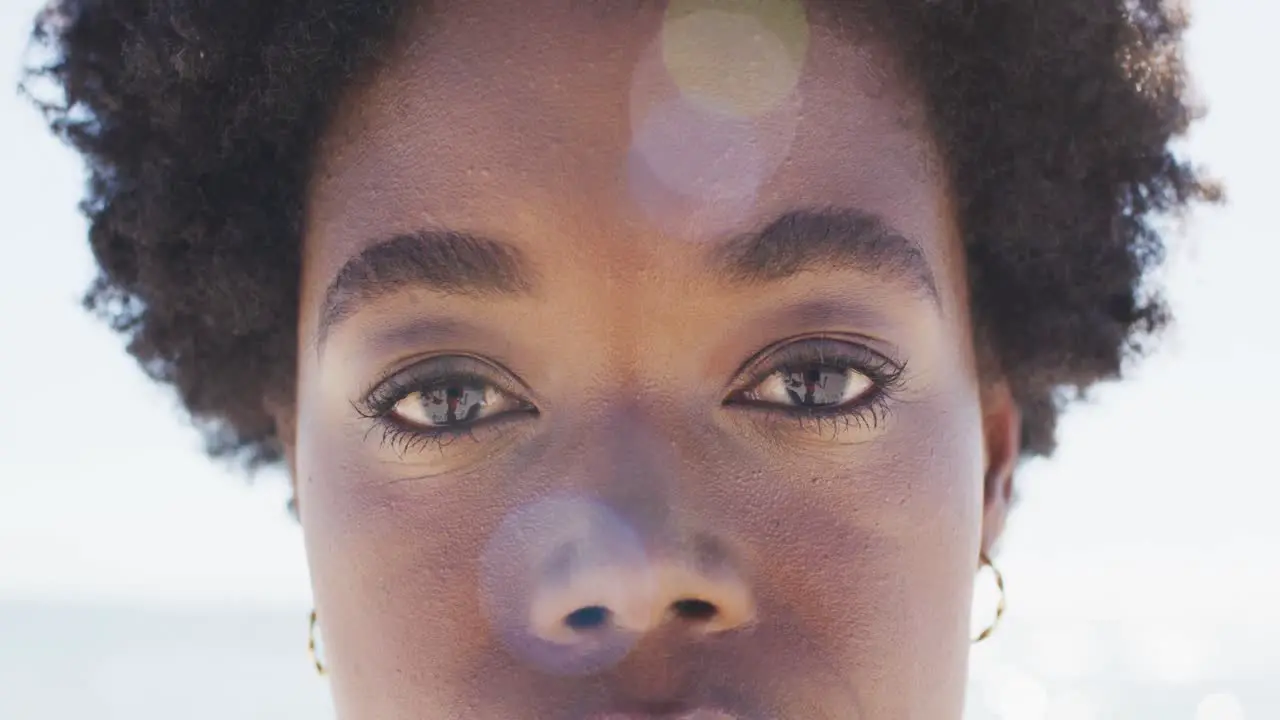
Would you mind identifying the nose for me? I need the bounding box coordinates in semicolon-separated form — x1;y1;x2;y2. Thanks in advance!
529;539;757;645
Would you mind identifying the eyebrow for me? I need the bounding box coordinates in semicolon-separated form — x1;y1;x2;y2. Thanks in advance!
317;230;534;345
706;207;940;305
317;207;939;347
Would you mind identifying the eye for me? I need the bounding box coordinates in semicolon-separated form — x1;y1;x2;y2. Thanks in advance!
389;381;525;429
725;336;906;419
741;363;875;410
355;356;538;456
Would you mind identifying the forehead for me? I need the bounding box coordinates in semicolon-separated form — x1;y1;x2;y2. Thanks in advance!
303;0;958;307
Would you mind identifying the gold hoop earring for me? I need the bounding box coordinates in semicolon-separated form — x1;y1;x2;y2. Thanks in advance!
972;552;1006;644
308;608;327;676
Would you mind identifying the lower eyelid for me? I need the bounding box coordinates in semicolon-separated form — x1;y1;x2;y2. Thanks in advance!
729;390;896;437
366;405;537;459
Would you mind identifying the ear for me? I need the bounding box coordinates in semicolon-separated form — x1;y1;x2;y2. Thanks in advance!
265;397;300;520
979;380;1021;559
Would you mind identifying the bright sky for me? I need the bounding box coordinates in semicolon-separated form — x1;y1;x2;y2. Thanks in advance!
1;0;1276;634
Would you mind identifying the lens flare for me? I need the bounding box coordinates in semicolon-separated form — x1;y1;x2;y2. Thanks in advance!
627;96;768;233
479;493;652;676
662;0;810;118
626;18;802;238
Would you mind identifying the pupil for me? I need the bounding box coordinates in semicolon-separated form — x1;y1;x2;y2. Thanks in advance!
421;383;488;425
786;364;847;407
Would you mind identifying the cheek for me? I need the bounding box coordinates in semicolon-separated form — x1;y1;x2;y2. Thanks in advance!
292;386;512;711
704;393;984;711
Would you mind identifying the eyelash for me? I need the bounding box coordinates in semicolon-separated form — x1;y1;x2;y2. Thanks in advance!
725;336;906;439
352;356;536;456
355;339;906;456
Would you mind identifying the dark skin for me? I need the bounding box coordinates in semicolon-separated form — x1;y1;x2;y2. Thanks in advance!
286;1;1019;718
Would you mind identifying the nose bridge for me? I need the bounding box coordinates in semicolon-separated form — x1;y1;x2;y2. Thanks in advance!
580;401;681;536
520;403;757;646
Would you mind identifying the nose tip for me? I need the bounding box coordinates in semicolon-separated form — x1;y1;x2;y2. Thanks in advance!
530;562;756;645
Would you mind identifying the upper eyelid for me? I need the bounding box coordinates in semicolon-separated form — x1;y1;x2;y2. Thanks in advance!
730;337;900;388
363;355;530;404
730;333;898;373
356;364;501;423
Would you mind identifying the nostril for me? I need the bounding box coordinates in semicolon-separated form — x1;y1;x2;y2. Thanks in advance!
564;605;612;631
671;598;718;622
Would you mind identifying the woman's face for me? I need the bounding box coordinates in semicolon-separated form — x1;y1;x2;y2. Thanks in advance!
290;1;1019;718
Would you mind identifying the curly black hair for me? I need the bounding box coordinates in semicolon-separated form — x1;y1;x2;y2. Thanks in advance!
23;0;1219;466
